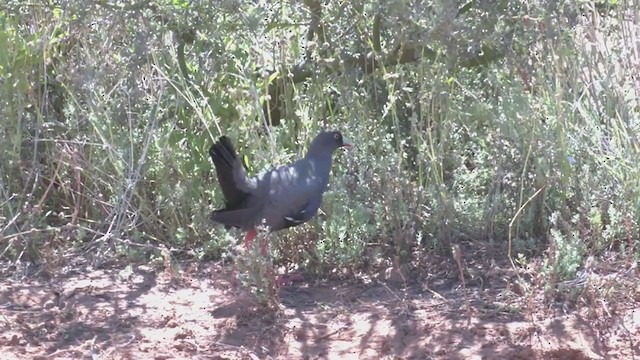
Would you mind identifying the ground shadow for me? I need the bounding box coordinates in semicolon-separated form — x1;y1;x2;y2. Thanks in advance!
0;258;638;359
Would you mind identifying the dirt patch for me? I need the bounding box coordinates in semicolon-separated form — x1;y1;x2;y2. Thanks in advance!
0;262;638;359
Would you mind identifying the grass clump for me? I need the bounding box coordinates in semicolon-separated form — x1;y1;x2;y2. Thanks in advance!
0;0;639;308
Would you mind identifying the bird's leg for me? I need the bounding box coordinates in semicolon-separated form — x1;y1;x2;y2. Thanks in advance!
244;229;257;249
231;229;256;288
259;237;269;257
244;228;269;256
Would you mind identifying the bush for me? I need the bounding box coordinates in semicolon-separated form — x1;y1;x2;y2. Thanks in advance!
1;1;638;295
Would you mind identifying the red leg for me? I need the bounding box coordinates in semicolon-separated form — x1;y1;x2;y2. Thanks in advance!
244;229;269;256
244;229;257;249
259;237;269;257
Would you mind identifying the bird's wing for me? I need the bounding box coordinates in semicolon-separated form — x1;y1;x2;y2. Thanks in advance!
213;163;322;231
211;204;263;229
282;191;323;228
258;160;327;231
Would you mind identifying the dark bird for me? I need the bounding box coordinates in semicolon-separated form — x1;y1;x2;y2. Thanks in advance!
209;130;351;255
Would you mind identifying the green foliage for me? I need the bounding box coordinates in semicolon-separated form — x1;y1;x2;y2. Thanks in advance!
544;216;586;282
0;0;638;302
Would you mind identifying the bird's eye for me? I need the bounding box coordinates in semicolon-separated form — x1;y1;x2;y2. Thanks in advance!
334;133;340;140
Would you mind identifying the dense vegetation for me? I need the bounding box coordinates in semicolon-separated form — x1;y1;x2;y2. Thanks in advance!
1;0;637;302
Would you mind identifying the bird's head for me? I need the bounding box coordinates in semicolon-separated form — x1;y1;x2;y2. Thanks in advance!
308;130;352;157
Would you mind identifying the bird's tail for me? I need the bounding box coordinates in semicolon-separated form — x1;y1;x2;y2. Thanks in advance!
209;136;248;209
209;136;236;170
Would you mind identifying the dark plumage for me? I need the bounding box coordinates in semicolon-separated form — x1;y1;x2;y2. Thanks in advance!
209;130;351;251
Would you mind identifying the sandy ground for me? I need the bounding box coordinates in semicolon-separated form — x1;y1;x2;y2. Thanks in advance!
0;258;638;360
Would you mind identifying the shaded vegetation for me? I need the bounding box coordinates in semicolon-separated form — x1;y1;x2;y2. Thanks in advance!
0;0;638;307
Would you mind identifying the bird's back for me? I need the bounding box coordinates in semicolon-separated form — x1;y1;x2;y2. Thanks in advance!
210;131;343;232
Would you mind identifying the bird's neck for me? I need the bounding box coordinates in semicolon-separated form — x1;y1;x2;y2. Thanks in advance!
307;142;324;155
305;152;333;174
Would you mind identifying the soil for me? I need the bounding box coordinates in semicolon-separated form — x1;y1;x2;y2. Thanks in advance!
0;254;638;360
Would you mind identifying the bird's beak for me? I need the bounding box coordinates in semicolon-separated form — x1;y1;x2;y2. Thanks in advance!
342;136;353;149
